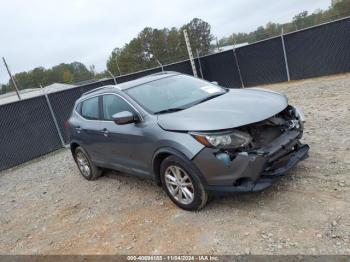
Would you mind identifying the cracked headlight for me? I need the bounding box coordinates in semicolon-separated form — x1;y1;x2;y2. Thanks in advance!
294;106;305;123
191;130;252;148
293;106;305;129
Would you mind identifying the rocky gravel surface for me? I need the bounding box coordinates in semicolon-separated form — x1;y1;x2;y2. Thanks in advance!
0;74;349;255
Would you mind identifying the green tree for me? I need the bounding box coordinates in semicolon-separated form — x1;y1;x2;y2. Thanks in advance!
106;18;214;75
332;0;350;18
63;70;74;83
180;18;214;55
31;67;48;87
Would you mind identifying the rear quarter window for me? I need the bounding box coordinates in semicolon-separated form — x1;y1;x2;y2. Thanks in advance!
76;102;82;114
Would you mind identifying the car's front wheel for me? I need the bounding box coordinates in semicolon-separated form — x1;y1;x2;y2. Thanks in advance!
160;155;208;211
74;146;102;180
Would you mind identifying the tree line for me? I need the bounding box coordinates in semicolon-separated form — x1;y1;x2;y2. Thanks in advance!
0;62;95;94
1;0;349;94
218;0;350;46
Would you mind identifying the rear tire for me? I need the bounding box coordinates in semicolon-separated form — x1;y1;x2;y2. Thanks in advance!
74;146;102;180
160;155;208;211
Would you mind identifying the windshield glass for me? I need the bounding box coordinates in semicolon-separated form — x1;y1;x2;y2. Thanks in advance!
125;74;226;114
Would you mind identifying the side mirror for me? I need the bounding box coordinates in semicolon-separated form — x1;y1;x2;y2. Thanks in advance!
112;111;138;125
211;81;219;85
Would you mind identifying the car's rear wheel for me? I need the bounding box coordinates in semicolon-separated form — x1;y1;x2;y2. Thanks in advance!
160;155;208;211
74;146;102;180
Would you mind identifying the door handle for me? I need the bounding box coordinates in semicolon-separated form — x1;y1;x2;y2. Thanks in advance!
75;126;82;133
101;128;109;136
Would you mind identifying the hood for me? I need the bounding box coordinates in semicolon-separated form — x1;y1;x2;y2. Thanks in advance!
157;88;288;131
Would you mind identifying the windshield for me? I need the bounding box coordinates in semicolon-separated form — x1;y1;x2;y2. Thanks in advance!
125;74;226;114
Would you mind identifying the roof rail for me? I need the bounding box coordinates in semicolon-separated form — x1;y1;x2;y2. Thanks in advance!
81;71;177;97
145;71;179;77
81;85;113;96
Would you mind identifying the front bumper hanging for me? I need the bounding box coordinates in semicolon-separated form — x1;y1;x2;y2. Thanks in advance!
193;130;309;194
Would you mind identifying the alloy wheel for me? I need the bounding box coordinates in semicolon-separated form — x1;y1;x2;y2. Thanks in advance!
76;151;91;177
164;165;194;205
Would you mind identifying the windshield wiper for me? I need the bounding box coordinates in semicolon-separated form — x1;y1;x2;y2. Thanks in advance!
154;91;227;114
154;107;185;115
192;92;225;106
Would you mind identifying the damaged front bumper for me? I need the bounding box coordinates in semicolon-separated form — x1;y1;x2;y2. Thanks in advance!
192;129;309;194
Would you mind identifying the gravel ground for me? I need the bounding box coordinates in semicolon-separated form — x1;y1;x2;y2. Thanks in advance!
0;74;349;255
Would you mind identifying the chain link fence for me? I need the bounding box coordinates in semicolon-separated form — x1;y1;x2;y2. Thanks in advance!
0;17;349;171
0;96;62;170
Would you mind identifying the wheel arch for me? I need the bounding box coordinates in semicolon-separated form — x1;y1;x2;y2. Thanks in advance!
152;147;207;187
70;141;80;158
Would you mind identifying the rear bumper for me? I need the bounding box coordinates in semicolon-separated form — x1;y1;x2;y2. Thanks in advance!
192;129;309;194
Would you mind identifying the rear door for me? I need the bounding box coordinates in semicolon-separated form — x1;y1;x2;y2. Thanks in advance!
99;94;148;176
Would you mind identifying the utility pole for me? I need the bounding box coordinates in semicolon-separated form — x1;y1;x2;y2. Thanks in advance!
183;29;198;77
2;57;21;99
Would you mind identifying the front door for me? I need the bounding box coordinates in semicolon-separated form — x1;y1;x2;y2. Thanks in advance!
99;94;149;176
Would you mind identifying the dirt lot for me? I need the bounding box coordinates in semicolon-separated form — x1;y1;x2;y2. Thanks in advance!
0;74;349;255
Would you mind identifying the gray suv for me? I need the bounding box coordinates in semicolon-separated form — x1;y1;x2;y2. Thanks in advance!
67;72;309;211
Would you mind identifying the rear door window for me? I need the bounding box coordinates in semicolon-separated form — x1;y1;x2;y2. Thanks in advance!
81;97;100;120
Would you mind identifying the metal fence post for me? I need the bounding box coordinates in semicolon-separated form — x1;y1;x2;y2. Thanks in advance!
2;57;21;100
233;48;245;88
40;85;67;148
156;59;164;72
196;49;204;79
107;70;117;85
281;27;291;81
183;29;198;77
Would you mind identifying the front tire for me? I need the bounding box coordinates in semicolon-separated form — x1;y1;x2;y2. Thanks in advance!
74;146;102;180
160;155;208;211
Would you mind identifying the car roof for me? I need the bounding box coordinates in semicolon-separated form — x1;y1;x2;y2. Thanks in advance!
81;71;180;98
118;71;180;90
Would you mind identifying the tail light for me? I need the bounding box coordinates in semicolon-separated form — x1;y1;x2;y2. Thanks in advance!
64;120;70;129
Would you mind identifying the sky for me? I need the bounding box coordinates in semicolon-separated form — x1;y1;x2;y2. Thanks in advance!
0;0;330;85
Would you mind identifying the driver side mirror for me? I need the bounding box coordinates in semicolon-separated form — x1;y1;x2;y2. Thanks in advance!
112;111;139;125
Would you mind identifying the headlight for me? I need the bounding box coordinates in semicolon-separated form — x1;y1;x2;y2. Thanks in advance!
293;106;305;123
293;106;305;130
191;130;252;148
